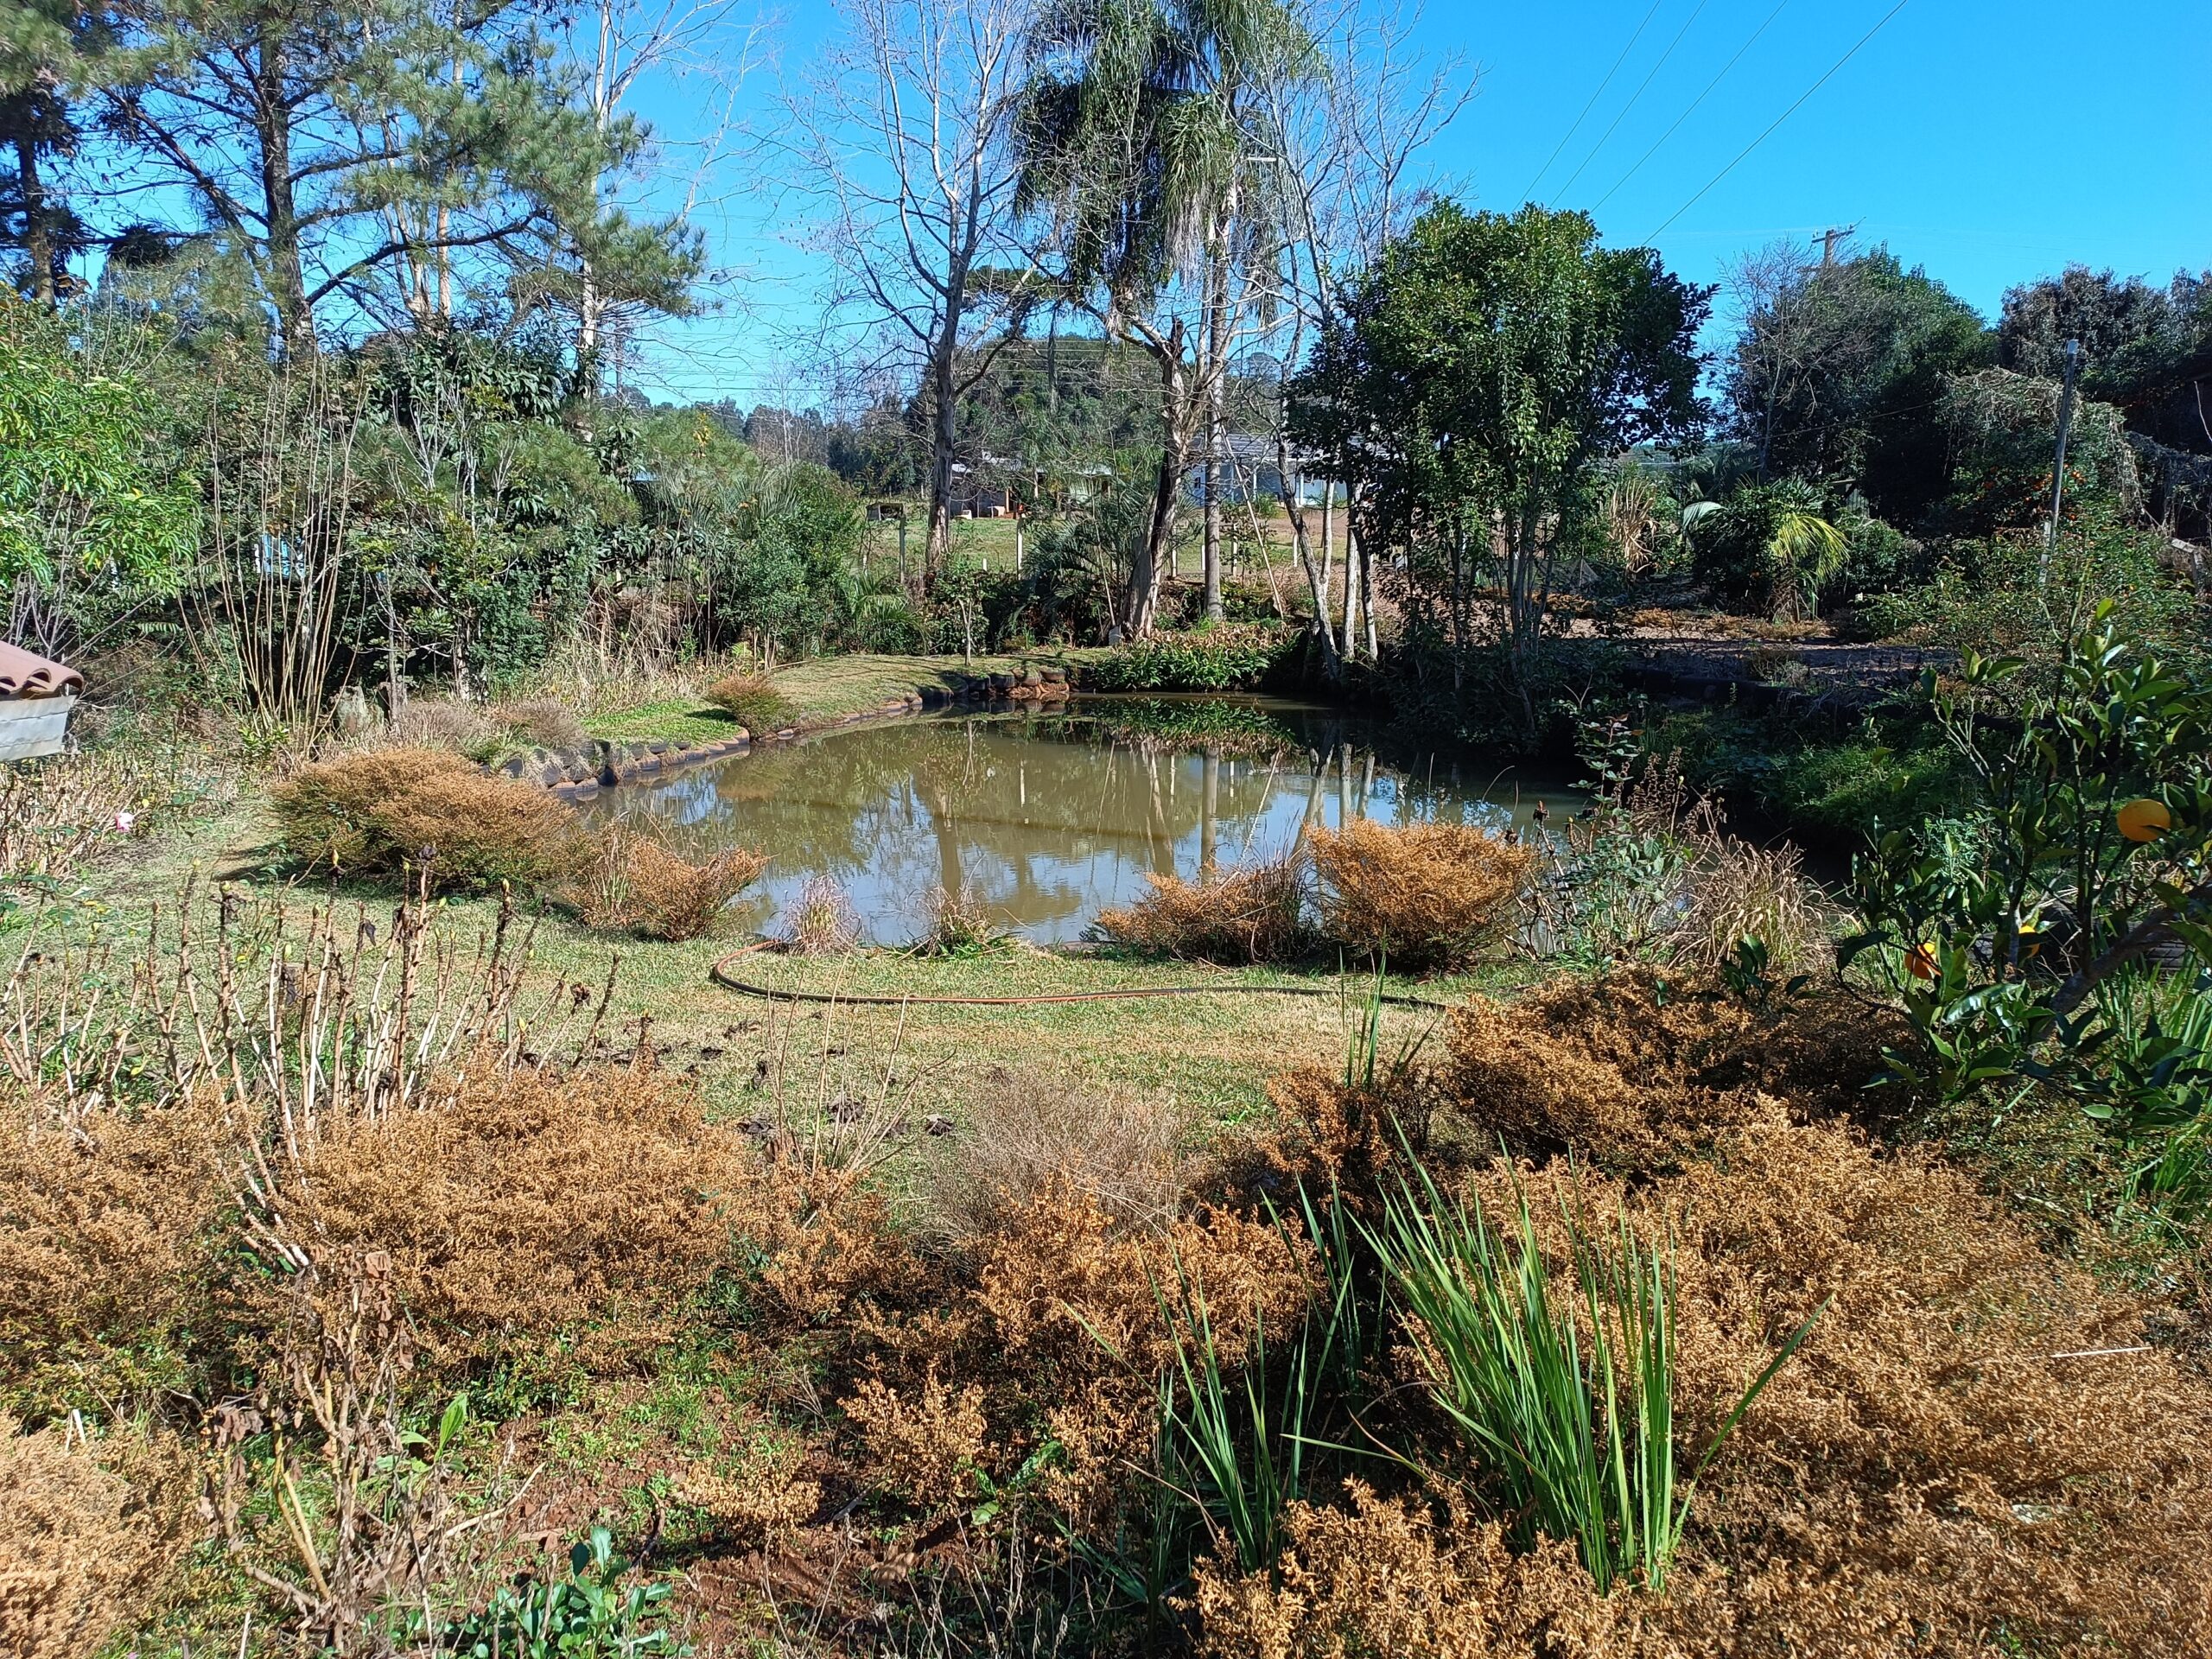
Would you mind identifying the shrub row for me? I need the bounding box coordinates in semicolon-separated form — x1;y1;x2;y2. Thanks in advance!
1094;817;1536;972
1080;623;1297;693
270;747;760;940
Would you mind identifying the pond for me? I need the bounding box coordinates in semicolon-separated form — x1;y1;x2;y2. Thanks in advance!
582;696;1573;946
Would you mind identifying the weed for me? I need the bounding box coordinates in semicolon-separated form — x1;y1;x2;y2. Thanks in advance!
426;1528;687;1657
704;671;799;736
781;874;861;956
1094;855;1308;964
908;883;1014;957
1363;1154;1821;1592
1310;819;1534;972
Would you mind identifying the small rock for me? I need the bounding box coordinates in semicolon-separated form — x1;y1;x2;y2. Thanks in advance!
924;1114;955;1137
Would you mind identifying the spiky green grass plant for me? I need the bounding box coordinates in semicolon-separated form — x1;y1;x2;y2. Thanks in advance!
1365;1157;1823;1592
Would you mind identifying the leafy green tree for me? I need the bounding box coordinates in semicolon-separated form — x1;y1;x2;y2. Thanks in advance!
1847;609;2212;1192
1293;201;1707;734
0;299;195;657
0;0;109;302
1998;264;2212;537
100;0;596;353
1722;244;1990;526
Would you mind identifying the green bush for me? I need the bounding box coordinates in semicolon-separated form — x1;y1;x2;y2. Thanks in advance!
703;672;799;735
1846;609;2212;1195
1082;624;1294;692
1689;479;1846;618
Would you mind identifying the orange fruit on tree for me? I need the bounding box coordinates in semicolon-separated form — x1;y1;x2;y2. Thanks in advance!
2117;798;2171;843
1905;942;1939;981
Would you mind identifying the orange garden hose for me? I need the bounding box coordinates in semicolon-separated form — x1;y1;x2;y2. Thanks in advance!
709;941;1457;1013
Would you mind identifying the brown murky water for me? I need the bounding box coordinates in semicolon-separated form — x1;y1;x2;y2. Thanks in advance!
582;696;1572;945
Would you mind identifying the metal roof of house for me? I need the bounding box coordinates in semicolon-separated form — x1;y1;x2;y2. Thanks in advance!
0;642;84;699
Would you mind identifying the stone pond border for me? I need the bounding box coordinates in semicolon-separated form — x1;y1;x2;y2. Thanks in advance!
501;664;1075;802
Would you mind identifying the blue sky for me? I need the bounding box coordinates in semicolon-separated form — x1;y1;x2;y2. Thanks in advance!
632;0;2212;406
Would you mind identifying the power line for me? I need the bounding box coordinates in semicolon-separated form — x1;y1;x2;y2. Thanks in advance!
1643;0;1919;239
1590;0;1795;213
1518;0;1670;203
1550;0;1713;206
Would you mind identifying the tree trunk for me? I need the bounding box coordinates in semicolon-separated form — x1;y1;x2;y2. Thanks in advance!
1202;274;1227;622
924;348;960;591
10;123;54;305
1340;505;1361;664
1274;436;1338;674
254;38;313;358
1128;323;1192;639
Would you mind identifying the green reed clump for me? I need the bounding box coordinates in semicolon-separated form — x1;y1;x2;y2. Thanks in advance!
1363;1155;1822;1592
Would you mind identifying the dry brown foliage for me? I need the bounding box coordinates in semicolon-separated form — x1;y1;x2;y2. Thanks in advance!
1311;818;1535;971
672;1445;822;1549
781;874;862;955
273;1068;765;1377
496;697;586;750
704;671;798;735
845;1370;988;1513
1194;1481;1636;1659
1094;856;1308;963
0;1090;232;1410
0;1420;195;1659
272;747;586;892
1442;971;1904;1168
969;1185;1314;1528
920;1070;1189;1243
569;825;766;940
387;697;498;754
1463;1119;2212;1657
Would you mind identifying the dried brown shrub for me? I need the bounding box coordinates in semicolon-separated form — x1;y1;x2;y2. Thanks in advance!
0;1092;233;1411
1310;818;1535;971
845;1369;988;1513
969;1185;1313;1527
569;825;766;940
387;697;497;755
671;1444;821;1549
1442;971;1904;1168
271;747;586;892
1487;1121;2212;1658
0;1420;195;1659
1094;855;1308;963
1193;1481;1633;1659
921;1071;1189;1243
280;1067;766;1377
496;697;586;750
780;874;861;955
704;672;798;736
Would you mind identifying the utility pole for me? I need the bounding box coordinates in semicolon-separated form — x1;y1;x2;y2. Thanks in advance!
1817;224;1857;266
2043;337;2083;581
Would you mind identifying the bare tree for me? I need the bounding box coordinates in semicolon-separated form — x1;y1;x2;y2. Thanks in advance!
532;0;769;389
1247;0;1470;666
1721;237;1820;480
791;0;1035;591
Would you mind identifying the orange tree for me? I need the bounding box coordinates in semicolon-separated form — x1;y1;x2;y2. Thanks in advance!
1846;605;2212;1151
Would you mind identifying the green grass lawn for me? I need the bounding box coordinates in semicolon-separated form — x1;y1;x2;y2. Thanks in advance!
582;650;1114;747
53;779;1526;1135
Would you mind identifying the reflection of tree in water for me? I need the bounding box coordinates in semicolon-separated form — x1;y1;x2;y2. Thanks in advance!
582;707;1552;942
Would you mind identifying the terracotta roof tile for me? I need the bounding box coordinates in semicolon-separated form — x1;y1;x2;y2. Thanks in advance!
0;642;84;699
